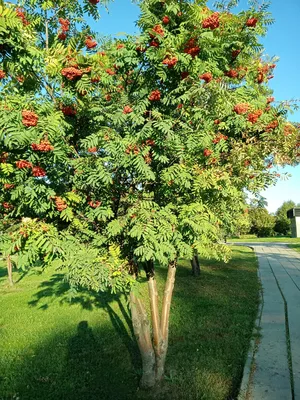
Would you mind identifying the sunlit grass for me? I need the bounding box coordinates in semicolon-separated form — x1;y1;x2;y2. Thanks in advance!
229;236;300;243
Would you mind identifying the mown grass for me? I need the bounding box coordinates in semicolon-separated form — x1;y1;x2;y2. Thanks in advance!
288;243;300;253
0;246;259;400
228;237;300;243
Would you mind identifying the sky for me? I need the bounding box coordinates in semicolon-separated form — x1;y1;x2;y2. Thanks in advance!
94;0;300;214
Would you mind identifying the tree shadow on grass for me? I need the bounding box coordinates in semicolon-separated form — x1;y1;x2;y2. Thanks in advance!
0;321;139;400
27;274;140;374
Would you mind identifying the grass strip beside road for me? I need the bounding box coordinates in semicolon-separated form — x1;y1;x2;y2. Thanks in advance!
288;244;300;253
0;246;259;400
228;237;300;243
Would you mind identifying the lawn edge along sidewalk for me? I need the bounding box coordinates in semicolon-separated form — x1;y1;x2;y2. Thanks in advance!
233;244;263;400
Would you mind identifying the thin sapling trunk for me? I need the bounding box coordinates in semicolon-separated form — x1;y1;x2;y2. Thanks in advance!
191;253;200;276
7;254;13;286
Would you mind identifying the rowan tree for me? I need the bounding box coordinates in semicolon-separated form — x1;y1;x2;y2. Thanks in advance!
1;0;300;389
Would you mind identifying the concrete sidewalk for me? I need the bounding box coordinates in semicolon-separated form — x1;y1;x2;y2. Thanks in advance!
238;243;300;400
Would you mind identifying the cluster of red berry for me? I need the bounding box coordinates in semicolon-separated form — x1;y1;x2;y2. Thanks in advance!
54;196;67;211
162;56;178;68
234;103;250;115
145;139;155;146
246;18;258;27
202;12;220;30
32;166;46;177
2;202;13;210
257;63;275;84
4;183;15;190
232;49;241;58
125;145;140;155
149;90;161;101
57;18;70;40
59;18;70;32
15;160;46;177
16;8;29;26
149;39;159;48
61;67;83;80
123;105;133;114
16;160;32;169
31;140;54;152
162;16;170;25
144;153;152;164
199;72;213;83
88;200;101;208
213;133;228;144
181;71;189;80
106;68;115;76
88;147;97;153
248;110;263;124
183;38;200;58
150;25;165;38
0;152;8;163
266;120;279;132
61;105;77;116
85;36;97;49
225;69;239;78
203;149;213;157
22;110;38;127
88;0;100;4
91;76;101;83
0;70;5;79
284;124;293;136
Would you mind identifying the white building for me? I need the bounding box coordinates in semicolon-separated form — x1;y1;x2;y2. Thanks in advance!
287;208;300;238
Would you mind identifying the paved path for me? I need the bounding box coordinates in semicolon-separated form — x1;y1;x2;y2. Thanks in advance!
238;243;300;400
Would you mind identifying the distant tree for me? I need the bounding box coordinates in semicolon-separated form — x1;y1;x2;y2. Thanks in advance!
275;200;296;235
233;210;251;237
249;207;275;237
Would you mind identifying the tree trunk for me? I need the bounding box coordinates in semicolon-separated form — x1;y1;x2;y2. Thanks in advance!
130;291;156;388
191;254;200;276
157;260;177;381
130;259;177;388
7;255;13;286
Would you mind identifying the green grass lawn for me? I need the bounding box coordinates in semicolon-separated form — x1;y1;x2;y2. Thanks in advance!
0;246;259;400
228;237;300;243
288;243;300;253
